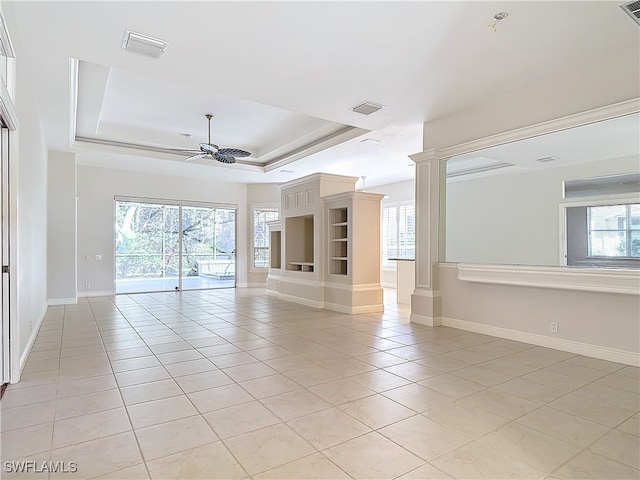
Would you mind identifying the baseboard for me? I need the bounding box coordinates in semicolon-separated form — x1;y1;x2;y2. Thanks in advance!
77;290;114;298
243;283;267;288
48;297;77;306
324;302;384;314
410;313;442;327
442;316;639;367
16;306;47;382
274;292;323;309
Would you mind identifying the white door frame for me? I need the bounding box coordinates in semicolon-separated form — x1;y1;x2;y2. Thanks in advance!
0;80;18;385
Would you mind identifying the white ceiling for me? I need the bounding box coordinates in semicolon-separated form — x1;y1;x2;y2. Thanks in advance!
4;1;639;187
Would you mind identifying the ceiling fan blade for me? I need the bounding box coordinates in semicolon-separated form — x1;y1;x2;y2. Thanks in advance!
185;153;207;162
214;153;236;164
199;143;219;154
218;148;251;158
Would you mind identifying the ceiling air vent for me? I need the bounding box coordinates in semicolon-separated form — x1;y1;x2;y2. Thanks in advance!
536;156;558;163
121;30;168;58
620;1;640;26
350;101;385;115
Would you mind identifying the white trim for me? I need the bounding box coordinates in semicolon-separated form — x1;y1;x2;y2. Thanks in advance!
244;283;267;288
442;316;639;367
48;297;77;306
457;263;640;295
13;307;47;383
0;80;17;131
410;313;442;327
272;292;323;309
324;282;382;292
324;302;384;314
69;58;78;146
236;282;248;288
78;290;115;298
0;12;15;59
278;172;359;190
436;99;640;159
411;287;441;298
114;195;238;210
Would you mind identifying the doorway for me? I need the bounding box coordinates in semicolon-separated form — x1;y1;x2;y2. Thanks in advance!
114;199;236;294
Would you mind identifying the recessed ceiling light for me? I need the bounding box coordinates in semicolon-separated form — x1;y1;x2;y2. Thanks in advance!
280;169;294;173
121;30;168;58
180;133;192;138
360;138;381;144
350;101;385;115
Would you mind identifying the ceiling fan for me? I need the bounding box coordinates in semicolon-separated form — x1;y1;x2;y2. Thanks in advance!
183;114;251;164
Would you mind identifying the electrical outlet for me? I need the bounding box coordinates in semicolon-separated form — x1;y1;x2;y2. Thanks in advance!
550;322;558;334
85;283;91;289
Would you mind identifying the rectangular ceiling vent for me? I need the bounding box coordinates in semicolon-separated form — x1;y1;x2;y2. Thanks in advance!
121;30;168;58
536;156;558;163
620;1;640;26
350;101;384;115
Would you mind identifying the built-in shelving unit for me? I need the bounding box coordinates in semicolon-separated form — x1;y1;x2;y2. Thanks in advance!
270;229;281;269
285;215;314;272
329;207;348;275
267;173;384;314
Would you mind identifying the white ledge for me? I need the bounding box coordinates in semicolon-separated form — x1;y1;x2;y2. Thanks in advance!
457;264;640;295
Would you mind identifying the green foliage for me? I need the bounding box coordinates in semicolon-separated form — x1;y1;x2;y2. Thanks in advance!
115;202;235;279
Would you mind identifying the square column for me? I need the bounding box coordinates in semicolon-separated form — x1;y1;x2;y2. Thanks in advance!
410;149;447;326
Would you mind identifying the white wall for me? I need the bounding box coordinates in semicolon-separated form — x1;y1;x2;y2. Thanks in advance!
369;179;415;287
424;50;640;150
77;166;249;295
446;155;640;266
12;39;49;375
47;151;77;303
440;264;639;365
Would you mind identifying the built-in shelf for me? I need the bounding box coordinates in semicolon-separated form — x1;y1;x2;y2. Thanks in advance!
270;228;281;269
329;207;349;275
285;215;314;272
288;261;315;272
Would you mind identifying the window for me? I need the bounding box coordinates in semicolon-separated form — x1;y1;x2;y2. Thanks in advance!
382;203;415;267
252;207;279;269
566;202;640;268
588;204;640;258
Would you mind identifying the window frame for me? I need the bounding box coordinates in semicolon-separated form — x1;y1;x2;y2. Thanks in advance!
560;194;640;268
381;201;416;270
250;203;280;272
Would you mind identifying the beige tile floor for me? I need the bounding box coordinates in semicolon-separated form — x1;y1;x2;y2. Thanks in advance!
1;288;638;480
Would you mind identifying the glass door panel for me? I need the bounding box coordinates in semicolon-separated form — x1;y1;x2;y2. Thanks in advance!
182;206;236;290
115;202;180;293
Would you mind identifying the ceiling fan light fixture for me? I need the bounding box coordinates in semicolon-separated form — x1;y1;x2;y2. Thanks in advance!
350;101;385;115
121;30;168;59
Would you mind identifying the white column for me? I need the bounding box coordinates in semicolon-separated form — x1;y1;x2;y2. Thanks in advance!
409;149;447;326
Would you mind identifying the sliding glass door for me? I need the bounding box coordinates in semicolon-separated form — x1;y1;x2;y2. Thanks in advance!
181;206;235;291
115;199;236;294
